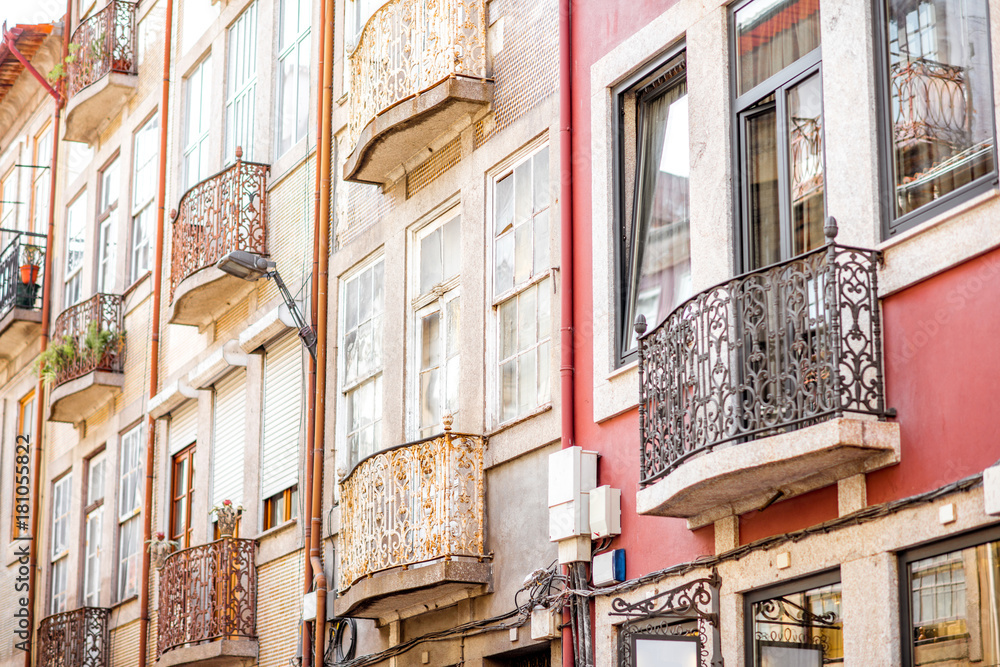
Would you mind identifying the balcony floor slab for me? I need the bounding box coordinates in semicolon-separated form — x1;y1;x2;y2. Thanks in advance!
0;308;41;358
156;638;258;667
48;370;124;424
168;267;256;329
636;417;901;529
64;72;137;144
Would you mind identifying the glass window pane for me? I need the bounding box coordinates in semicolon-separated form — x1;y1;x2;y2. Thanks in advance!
746;105;781;269
635;638;698;667
420;369;439;429
518;285;536;352
372;261;384;314
533;147;550;211
787;72;825;255
514;160;532;224
514;222;531;285
518;350;536;413
501;360;517;421
885;0;997;219
420;228;443;293
499;298;517;360
495;173;513;234
537;341;550;403
421;310;442;369
750;583;843;666
735;0;821;95
533;209;549;275
495;231;514;296
442;216;461;279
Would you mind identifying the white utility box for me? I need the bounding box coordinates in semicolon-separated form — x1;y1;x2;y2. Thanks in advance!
589;485;621;538
548;447;598;541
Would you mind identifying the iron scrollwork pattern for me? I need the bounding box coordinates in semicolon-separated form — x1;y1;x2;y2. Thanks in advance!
37;607;110;667
67;1;137;97
157;537;258;657
0;229;46;318
50;293;125;387
338;432;486;591
612;574;722;667
636;227;886;486
347;0;488;150
752;591;843;662
891;59;969;151
169;154;269;301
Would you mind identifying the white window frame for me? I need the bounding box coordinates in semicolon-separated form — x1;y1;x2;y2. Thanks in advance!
226;3;258;163
275;0;311;157
49;472;72;614
63;191;87;309
117;424;143;602
183;56;213;190
83;451;105;607
97;156;119;294
487;140;553;428
130;115;158;285
31;125;52;235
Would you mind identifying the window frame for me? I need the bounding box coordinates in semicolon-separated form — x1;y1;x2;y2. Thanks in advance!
63;190;87;309
275;0;311;157
873;0;1000;238
96;154;120;294
898;524;1000;667
183;55;213;191
12;391;35;541
263;485;298;531
611;44;688;368
226;2;259;164
49;472;73;615
81;449;105;607
129;114;159;286
30;123;52;235
170;443;196;549
116;423;144;602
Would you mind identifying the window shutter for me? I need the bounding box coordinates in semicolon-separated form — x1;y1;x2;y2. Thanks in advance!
169;400;198;455
212;370;246;508
262;335;303;499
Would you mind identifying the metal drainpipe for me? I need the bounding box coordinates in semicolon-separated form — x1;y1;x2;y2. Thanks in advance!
22;9;68;666
559;0;577;664
139;0;175;662
310;0;336;664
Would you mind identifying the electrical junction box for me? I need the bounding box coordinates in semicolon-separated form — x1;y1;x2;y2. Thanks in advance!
592;549;626;587
589;485;621;538
531;605;562;640
548;447;598;541
985;465;1000;516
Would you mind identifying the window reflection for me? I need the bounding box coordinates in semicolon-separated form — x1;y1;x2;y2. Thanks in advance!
750;582;843;666
736;0;821;95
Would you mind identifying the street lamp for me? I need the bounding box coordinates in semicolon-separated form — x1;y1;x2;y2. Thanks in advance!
216;250;317;360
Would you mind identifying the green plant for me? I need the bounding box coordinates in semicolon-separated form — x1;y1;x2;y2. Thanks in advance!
34;324;123;385
36;335;78;385
83;321;118;364
45;43;80;84
21;244;42;266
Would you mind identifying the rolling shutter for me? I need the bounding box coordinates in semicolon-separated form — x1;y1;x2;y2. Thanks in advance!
168;400;198;455
212;370;246;508
261;335;303;499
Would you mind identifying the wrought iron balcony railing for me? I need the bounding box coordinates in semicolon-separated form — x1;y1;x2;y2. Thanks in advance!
347;0;488;148
891;57;969;150
339;428;486;591
157;537;258;657
169;151;269;301
636;224;886;487
50;293;125;387
0;228;46;319
67;0;137;98
37;607;110;667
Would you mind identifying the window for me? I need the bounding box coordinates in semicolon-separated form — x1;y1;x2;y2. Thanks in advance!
184;57;213;190
276;0;310;156
745;571;844;666
97;157;119;294
901;527;1000;666
348;0;382;42
31;125;52;234
50;473;72;614
263;486;298;531
64;192;86;308
82;451;105;607
877;0;998;235
117;424;143;601
170;445;195;549
226;3;257;163
492;146;551;423
0;167;17;230
615;51;692;363
412;214;461;437
130;115;158;284
12;392;35;540
732;0;824;271
340;258;384;466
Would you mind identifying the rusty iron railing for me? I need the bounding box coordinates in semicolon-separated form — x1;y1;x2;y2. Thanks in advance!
50;293;125;387
347;0;488;149
37;607;110;667
67;0;137;97
0;228;46;319
636;222;886;486
169;151;269;301
157;537;257;657
891;58;969;150
338;427;486;591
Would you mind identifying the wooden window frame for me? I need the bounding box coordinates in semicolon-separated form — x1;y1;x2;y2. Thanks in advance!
170;444;196;549
263;485;298;531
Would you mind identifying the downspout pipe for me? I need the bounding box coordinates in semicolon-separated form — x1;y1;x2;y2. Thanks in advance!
25;10;68;667
559;0;576;666
139;0;174;663
2;27;64;104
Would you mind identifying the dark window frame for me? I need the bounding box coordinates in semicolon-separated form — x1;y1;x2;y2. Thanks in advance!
728;0;827;274
874;0;1000;239
898;523;1000;667
611;42;687;368
743;568;842;667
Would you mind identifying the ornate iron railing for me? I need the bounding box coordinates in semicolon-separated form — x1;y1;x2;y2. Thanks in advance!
67;0;137;98
37;607;110;667
157;537;257;657
169;151;269;301
0;228;46;319
890;58;969;150
50;293;125;387
636;222;886;486
347;0;488;148
339;429;486;591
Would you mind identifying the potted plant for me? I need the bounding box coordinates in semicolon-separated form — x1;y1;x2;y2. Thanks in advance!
16;244;42;308
147;532;179;570
36;335;78;385
211;499;243;537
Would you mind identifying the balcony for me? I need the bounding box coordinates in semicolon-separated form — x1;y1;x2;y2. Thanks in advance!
63;1;138;144
157;538;258;667
344;0;491;186
335;428;490;621
37;607;110;667
47;293;125;424
634;230;900;526
168;152;269;328
0;229;45;354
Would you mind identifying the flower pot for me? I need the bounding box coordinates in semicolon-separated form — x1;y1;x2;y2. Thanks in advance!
20;264;39;285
